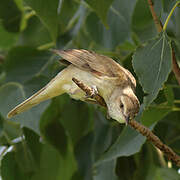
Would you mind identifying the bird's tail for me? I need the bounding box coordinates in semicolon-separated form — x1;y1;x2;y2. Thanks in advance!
7;87;48;118
7;72;66;118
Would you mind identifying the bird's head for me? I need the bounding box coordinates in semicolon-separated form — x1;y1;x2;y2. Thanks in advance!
106;86;140;124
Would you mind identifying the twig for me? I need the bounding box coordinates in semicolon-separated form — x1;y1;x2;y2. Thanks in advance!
72;77;180;167
147;0;180;85
172;49;180;85
147;0;163;32
129;119;180;167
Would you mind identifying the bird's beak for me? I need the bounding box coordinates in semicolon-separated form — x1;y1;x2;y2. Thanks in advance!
125;115;130;125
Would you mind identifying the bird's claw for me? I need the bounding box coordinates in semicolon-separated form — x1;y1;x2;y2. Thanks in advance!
85;85;98;99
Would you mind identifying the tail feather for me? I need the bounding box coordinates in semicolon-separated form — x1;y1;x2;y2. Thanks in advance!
7;86;48;118
7;70;67;118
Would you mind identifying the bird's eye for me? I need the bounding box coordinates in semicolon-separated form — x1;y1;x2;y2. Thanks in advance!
120;103;124;109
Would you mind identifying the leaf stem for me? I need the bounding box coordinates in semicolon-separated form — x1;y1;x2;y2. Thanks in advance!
163;1;180;31
37;42;55;50
25;10;36;20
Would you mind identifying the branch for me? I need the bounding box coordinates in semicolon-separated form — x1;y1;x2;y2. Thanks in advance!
147;0;163;32
129;120;180;167
172;49;180;85
147;0;180;85
72;77;180;167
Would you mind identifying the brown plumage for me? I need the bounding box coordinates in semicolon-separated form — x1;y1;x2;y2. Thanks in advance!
54;49;136;89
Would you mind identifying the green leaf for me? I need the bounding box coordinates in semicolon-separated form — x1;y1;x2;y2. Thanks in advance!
85;0;136;49
155;111;180;144
85;12;128;49
161;0;175;12
112;0;137;25
40;95;93;145
0;83;25;118
93;113;119;180
97;126;146;164
85;0;113;27
56;3;87;49
5;46;51;84
0;118;21;146
74;111;119;180
1;128;77;180
132;0;157;41
132;32;172;107
19;16;52;47
164;86;174;106
0;0;23;32
0;114;4;136
154;167;180;180
92;112;116;161
60;98;93;145
170;136;180;153
1;152;28;180
12;142;37;174
40;98;68;155
24;0;59;41
132;0;153;30
0;81;50;134
93;160;118;180
23;128;69;180
0;24;18;49
40;99;78;179
58;0;79;34
30;144;63;180
132;143;157;180
74;132;94;179
23;127;42;167
141;106;171;126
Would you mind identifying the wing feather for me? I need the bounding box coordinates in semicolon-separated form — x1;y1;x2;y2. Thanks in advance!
52;49;136;89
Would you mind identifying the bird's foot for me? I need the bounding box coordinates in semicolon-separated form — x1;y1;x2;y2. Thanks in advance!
85;85;98;99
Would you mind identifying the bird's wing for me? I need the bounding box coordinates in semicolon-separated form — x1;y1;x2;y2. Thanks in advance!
52;49;136;88
53;49;120;77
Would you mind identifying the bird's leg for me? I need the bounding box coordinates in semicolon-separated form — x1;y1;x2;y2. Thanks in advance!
85;85;98;99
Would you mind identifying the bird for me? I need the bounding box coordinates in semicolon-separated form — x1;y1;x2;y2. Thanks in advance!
7;49;140;124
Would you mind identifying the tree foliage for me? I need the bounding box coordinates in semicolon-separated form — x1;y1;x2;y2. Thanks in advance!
0;0;180;179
